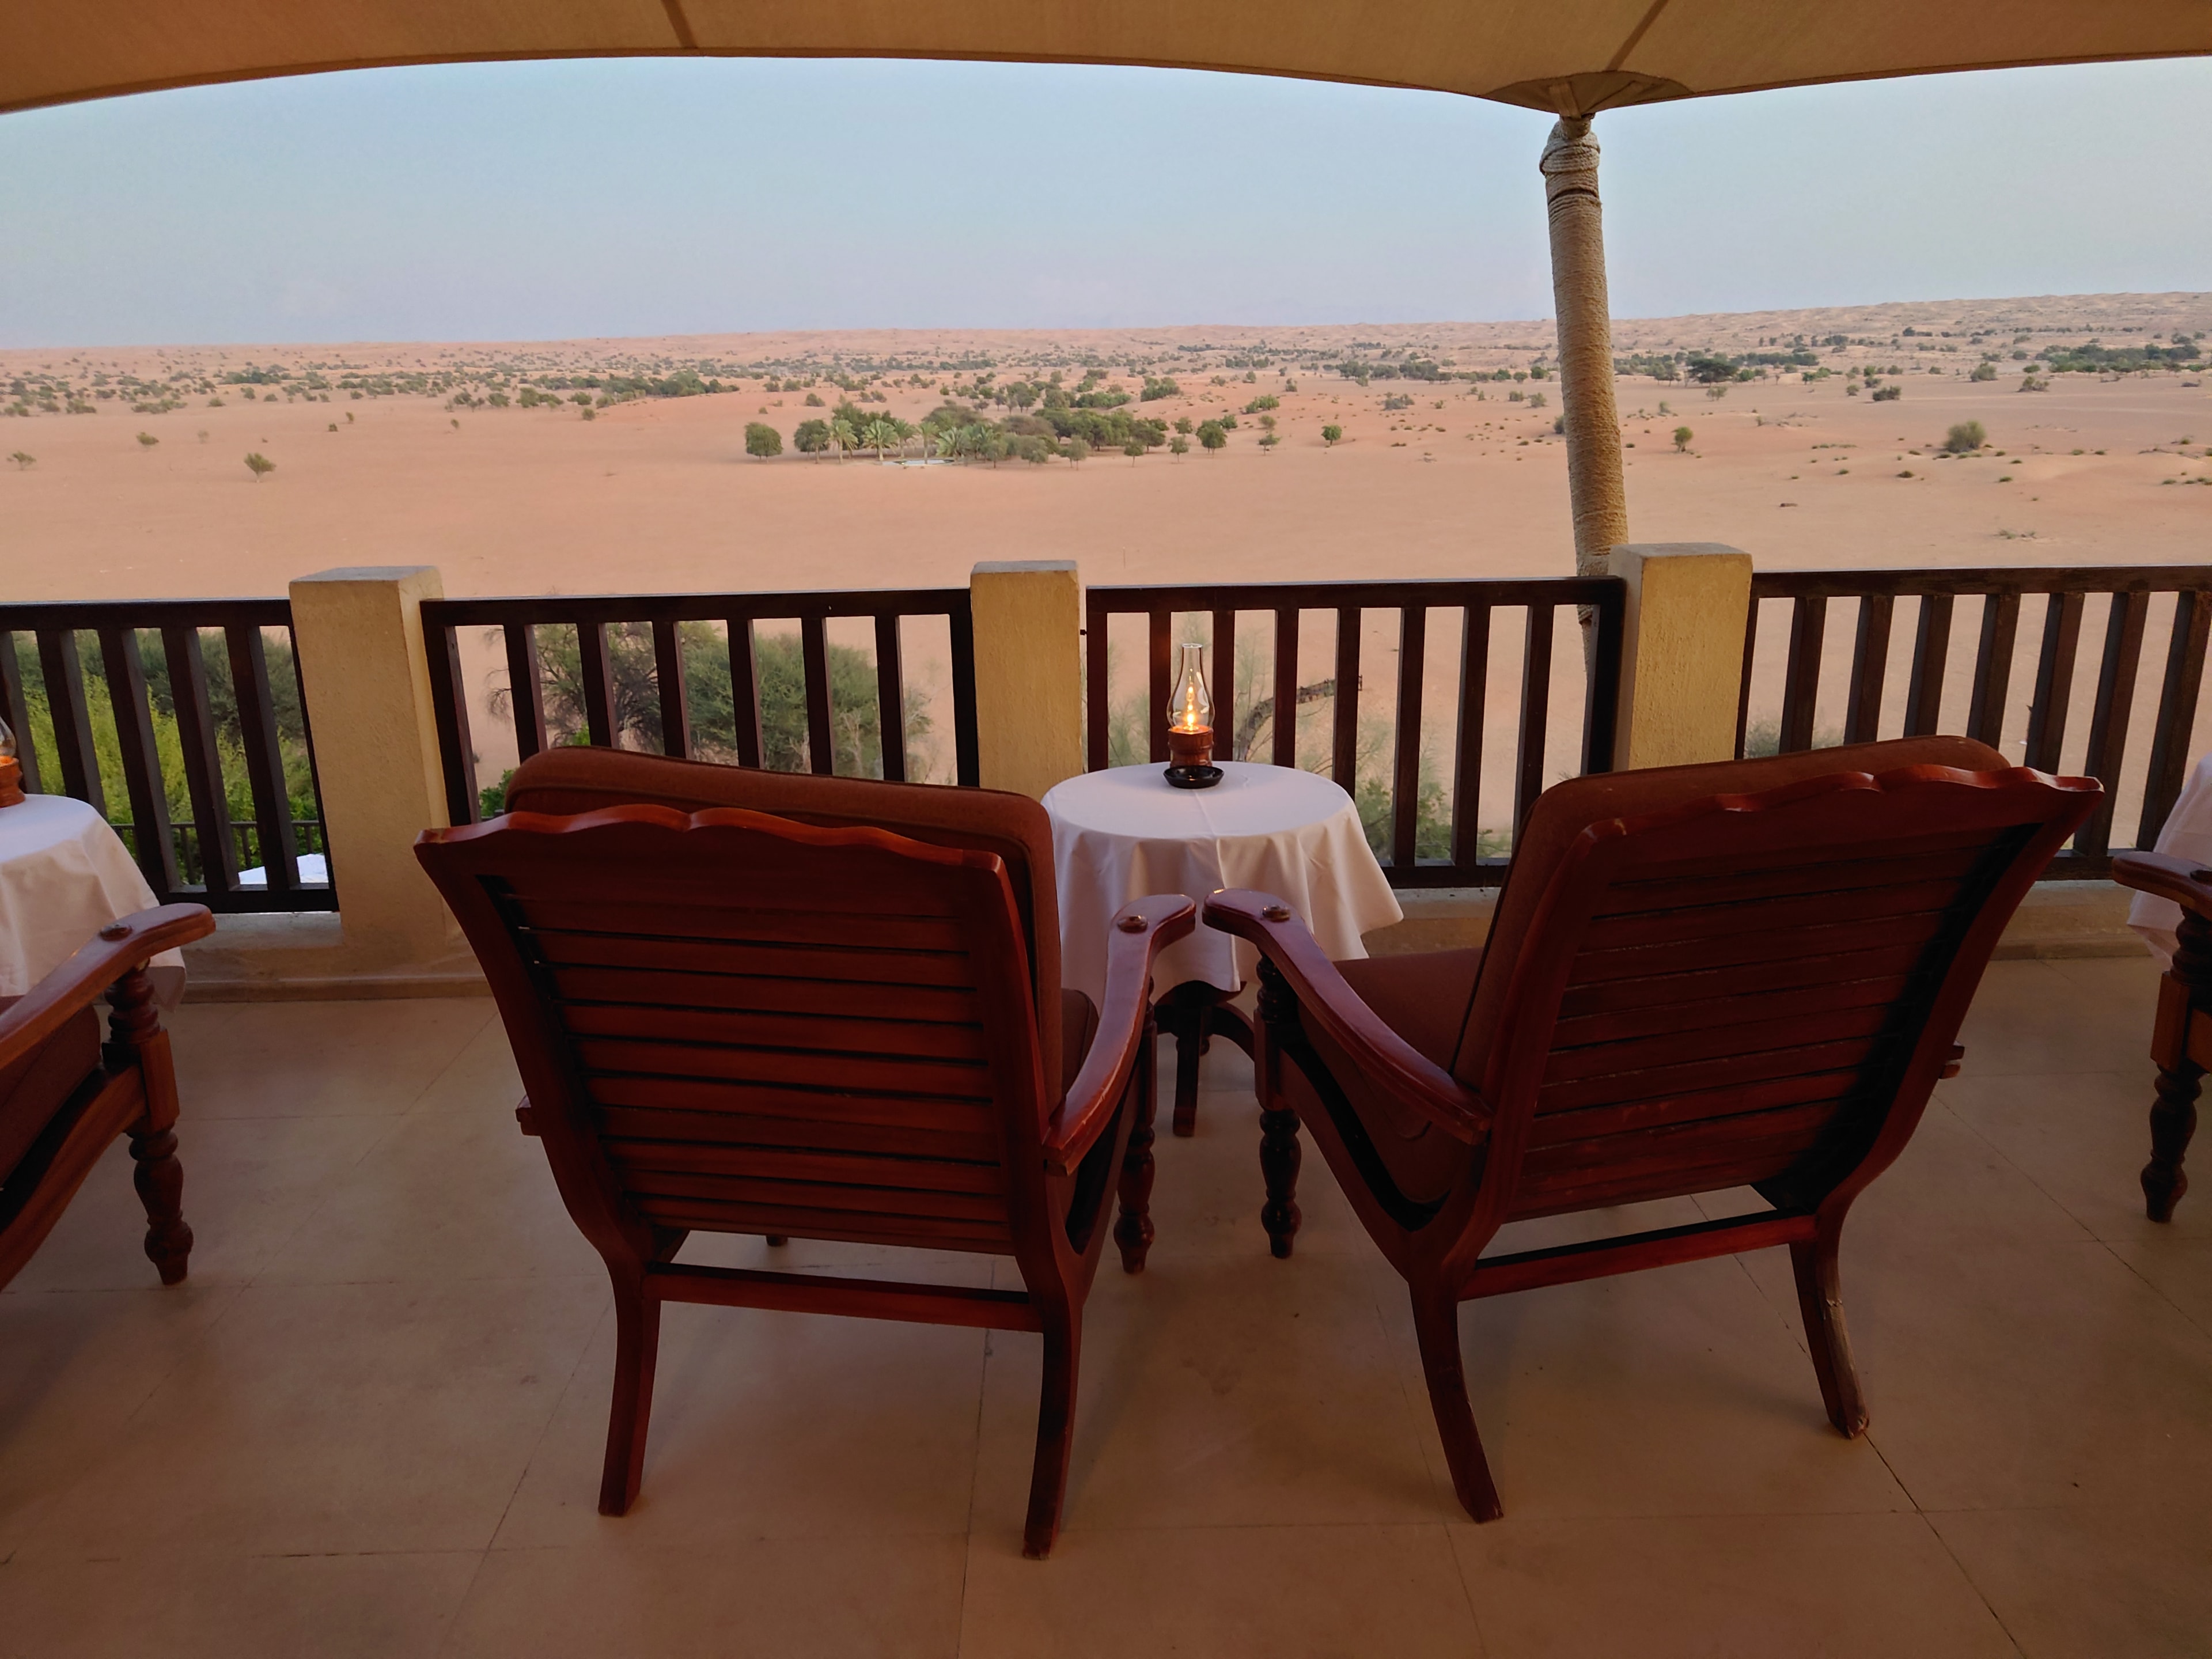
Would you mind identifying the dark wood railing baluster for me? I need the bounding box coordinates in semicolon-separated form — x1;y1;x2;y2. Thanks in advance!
426;620;476;824
1332;607;1360;789
0;631;40;791
1515;605;1554;834
1453;604;1493;868
1904;594;1953;737
1392;607;1427;869
650;618;690;760
1212;607;1237;748
577;622;616;747
162;626;238;893
36;630;104;813
2024;590;2085;772
1779;596;1827;752
1584;588;1623;774
874;613;906;782
1271;609;1300;768
949;605;980;786
96;626;178;894
728;618;764;769
227;624;298;895
2141;587;2211;848
1734;598;1759;758
1082;594;1110;771
287;627;328;876
1968;591;2021;749
1844;595;1893;745
2077;590;2149;859
1147;609;1172;764
800;615;834;774
505;623;546;762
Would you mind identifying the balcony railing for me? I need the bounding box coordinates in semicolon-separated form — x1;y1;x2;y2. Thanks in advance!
1084;578;1624;887
420;588;980;825
1737;565;2212;877
0;600;334;911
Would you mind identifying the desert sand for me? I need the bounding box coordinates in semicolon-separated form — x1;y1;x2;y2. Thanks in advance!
4;295;2207;831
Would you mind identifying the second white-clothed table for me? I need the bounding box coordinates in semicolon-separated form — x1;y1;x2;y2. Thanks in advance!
1044;761;1403;1132
0;793;184;1002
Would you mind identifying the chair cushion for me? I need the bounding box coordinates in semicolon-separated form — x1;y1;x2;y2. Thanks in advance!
501;748;1074;1090
0;1001;101;1187
1450;736;2010;1085
1294;949;1485;1206
1060;989;1099;1095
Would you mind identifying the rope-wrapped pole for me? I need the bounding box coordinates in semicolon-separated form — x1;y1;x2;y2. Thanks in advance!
1541;116;1628;582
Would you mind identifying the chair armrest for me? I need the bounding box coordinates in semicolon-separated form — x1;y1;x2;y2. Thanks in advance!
2112;850;2212;919
1203;889;1489;1145
0;904;215;1071
1042;894;1198;1176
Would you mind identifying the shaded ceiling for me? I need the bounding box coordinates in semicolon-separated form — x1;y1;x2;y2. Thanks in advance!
5;1;2208;119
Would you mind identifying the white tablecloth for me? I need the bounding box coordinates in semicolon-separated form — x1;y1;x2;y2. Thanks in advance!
2129;753;2212;968
1044;762;1403;1006
0;794;184;999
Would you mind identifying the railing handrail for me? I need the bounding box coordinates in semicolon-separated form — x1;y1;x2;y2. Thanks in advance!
1085;575;1624;888
419;586;980;826
1738;564;2212;878
0;597;334;913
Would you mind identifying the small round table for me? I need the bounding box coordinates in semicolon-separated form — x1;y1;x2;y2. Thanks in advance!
0;793;183;1001
1043;762;1403;1135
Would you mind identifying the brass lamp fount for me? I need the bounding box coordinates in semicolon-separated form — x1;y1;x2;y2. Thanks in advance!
1163;643;1222;789
0;715;22;807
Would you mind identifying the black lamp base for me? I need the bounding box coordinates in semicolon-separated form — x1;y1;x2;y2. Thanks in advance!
1164;763;1224;790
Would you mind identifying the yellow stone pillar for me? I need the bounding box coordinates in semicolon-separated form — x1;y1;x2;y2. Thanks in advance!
969;560;1085;800
286;566;460;966
1604;543;1754;770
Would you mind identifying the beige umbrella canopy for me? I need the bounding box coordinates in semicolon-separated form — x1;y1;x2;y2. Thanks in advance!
7;1;2206;568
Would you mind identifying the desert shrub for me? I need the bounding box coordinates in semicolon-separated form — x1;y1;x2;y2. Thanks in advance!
1259;433;1280;449
744;422;782;459
243;452;275;482
1872;384;1902;402
1321;425;1342;446
1382;393;1414;411
1140;377;1180;402
136;431;158;448
1969;361;1998;382
2020;374;2051;393
1245;394;1279;413
7;452;32;469
1944;421;1987;453
1527;392;1547;408
1673;425;1693;452
804;391;825;407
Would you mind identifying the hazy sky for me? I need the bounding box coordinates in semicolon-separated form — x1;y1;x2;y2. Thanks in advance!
1;54;2205;347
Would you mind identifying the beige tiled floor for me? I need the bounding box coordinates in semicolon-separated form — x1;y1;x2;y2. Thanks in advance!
3;957;2209;1657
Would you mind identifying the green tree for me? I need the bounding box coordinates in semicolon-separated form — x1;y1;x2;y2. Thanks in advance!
861;418;899;460
1168;435;1190;456
793;418;831;454
744;422;782;459
244;452;275;482
1064;437;1091;464
829;416;857;461
1173;416;1194;436
1321;424;1343;446
1672;425;1693;452
1198;421;1226;455
1122;438;1145;462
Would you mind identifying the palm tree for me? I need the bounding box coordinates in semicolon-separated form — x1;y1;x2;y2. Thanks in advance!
862;418;897;462
829;416;857;463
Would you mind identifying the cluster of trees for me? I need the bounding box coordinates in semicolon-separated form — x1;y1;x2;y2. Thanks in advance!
779;396;1184;466
475;622;934;810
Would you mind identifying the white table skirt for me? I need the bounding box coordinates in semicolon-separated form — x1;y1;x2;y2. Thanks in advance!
1044;762;1403;1007
0;794;184;999
2130;752;2212;968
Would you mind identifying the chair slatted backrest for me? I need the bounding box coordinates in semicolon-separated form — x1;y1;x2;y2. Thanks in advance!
418;805;1050;1257
1482;767;2100;1223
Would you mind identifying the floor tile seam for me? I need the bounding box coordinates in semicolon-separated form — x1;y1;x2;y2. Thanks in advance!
1910;1504;2031;1657
1923;1096;2106;1243
2100;1239;2212;1340
229;1108;423;1294
482;1293;614;1554
93;1281;253;1440
428;1547;499;1659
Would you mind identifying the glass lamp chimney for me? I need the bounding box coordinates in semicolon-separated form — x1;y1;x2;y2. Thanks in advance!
1168;644;1211;733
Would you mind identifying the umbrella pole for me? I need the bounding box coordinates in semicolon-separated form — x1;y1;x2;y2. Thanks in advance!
1541;117;1628;585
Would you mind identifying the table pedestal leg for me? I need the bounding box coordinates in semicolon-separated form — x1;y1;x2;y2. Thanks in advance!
1156;982;1255;1138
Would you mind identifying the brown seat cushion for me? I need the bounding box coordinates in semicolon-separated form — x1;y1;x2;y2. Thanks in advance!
1294;948;1486;1206
499;748;1078;1092
0;1001;101;1187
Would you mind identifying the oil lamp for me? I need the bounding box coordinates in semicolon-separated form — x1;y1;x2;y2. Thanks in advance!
0;715;22;808
1163;643;1222;789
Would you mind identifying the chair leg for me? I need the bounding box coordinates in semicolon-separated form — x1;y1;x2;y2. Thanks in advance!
599;1276;662;1516
1789;1223;1869;1437
1259;1100;1302;1259
2143;1058;2198;1223
126;1122;192;1286
1115;1010;1161;1273
1022;1308;1081;1559
1408;1285;1502;1522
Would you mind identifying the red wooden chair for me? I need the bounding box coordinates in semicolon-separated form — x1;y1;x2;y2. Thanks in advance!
416;753;1193;1558
1205;737;2099;1522
2;903;213;1290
